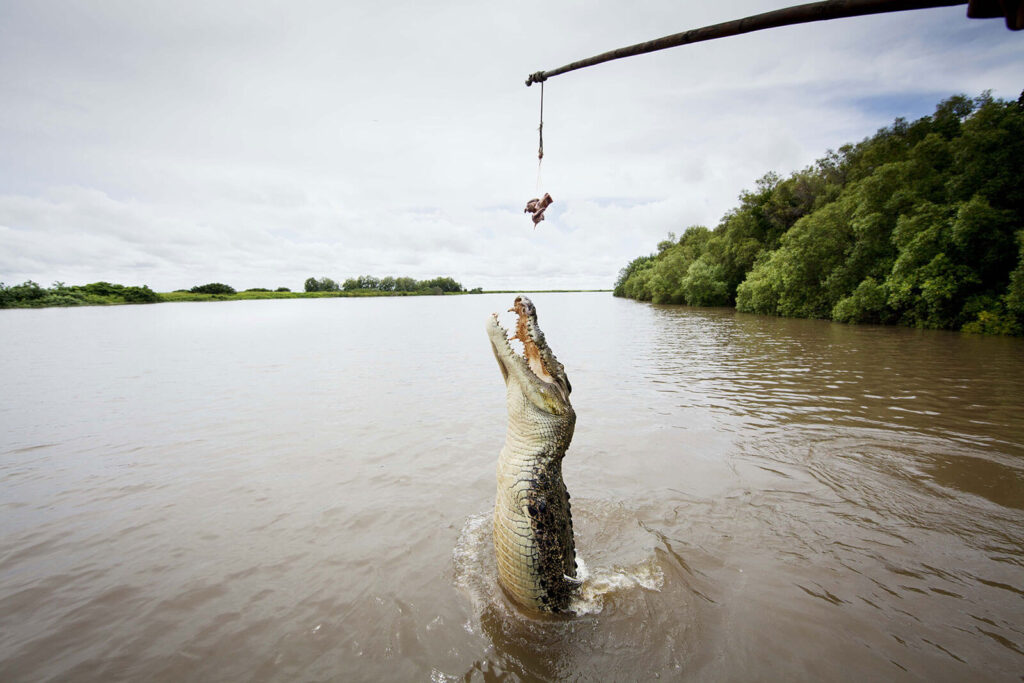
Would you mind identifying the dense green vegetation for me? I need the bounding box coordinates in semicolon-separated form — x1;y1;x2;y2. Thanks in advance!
0;281;160;308
0;276;478;308
305;275;472;294
1;279;608;308
190;282;236;295
158;289;422;302
304;277;340;291
614;93;1024;335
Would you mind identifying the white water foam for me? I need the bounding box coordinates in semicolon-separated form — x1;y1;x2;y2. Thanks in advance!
570;554;664;616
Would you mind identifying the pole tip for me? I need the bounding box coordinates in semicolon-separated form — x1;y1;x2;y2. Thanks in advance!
525;71;547;87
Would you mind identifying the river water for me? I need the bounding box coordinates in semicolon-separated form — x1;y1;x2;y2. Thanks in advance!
1;293;1022;681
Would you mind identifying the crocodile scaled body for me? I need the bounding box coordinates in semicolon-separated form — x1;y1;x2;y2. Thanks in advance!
486;295;578;612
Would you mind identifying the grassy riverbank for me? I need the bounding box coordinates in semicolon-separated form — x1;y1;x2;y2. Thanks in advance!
479;289;611;294
0;281;161;308
151;288;610;303
0;282;610;309
159;289;445;303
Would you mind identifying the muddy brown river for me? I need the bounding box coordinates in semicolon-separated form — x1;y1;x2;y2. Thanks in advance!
1;293;1022;681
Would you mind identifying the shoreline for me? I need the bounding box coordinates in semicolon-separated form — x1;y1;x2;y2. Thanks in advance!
0;289;612;309
159;289;611;303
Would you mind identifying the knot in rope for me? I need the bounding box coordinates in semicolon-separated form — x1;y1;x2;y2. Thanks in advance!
526;71;548;87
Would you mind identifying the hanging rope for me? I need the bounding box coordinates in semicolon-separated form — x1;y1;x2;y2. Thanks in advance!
536;81;545;191
524;80;554;226
538;80;545;161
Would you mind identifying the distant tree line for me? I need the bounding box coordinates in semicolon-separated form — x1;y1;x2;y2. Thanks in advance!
0;281;161;308
174;284;291;294
305;275;473;294
614;92;1024;335
190;282;235;294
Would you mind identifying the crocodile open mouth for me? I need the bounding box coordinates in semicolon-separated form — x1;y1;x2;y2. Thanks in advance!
507;296;557;384
487;295;571;402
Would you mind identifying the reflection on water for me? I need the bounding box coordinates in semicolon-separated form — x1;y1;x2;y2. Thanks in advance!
1;295;1022;680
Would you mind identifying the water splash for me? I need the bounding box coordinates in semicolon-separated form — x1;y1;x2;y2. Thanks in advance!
570;554;664;615
452;511;492;608
453;509;663;617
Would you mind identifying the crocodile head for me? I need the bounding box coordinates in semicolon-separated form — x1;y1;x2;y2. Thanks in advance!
486;295;572;415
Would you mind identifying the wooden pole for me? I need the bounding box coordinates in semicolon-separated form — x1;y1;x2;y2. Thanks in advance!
525;0;969;86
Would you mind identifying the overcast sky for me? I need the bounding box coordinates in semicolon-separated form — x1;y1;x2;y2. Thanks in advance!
1;1;1020;291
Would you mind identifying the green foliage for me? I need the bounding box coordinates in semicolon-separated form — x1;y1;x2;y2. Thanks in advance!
963;230;1024;334
616;92;1024;335
276;287;291;292
342;276;377;291
1005;231;1024;320
832;278;891;324
120;285;161;303
0;281;161;308
420;276;463;293
394;277;418;292
190;283;236;295
334;274;464;293
0;280;46;306
613;254;655;297
681;255;729;306
305;277;339;292
82;281;122;297
359;275;381;290
962;309;1020;335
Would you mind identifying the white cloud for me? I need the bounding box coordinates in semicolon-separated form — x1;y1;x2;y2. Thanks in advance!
1;1;1019;291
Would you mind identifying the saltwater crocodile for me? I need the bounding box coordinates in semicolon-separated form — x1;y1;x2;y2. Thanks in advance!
486;295;579;612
